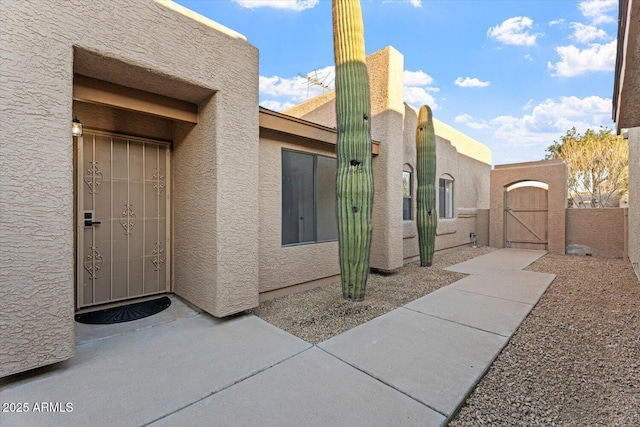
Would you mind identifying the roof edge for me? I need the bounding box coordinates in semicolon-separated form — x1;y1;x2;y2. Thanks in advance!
155;0;248;41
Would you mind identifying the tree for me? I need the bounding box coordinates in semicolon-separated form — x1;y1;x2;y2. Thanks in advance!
546;128;628;208
333;0;374;300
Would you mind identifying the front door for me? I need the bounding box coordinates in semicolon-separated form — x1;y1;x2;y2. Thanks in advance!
505;185;548;250
77;131;170;308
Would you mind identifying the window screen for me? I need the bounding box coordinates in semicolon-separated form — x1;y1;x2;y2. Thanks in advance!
282;150;338;245
439;177;454;218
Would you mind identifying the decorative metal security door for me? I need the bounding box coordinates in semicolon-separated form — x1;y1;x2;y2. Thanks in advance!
77;131;170;308
505;185;548;250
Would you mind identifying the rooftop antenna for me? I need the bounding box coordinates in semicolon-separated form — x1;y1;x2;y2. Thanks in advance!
299;68;334;98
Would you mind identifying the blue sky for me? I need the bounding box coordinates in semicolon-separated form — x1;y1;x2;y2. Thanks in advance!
175;0;618;165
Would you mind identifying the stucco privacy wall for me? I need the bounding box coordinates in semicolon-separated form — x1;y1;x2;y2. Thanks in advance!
490;160;567;254
402;105;491;260
566;208;627;258
1;0;258;377
628;127;640;278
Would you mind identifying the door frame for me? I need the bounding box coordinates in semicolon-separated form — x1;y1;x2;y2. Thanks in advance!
503;182;548;250
75;129;172;310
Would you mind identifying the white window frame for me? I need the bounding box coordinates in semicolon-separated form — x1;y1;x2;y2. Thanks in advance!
439;175;454;219
402;169;412;221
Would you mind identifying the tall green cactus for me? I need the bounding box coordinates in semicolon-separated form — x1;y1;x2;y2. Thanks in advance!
333;0;374;300
416;105;437;267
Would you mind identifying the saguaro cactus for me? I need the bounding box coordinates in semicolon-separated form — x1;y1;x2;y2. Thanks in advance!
333;0;374;300
416;105;437;267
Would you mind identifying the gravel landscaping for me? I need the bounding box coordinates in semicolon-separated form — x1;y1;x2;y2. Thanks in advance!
251;247;639;426
249;245;495;343
450;253;640;427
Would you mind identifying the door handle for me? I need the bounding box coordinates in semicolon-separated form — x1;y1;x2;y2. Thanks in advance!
83;210;100;226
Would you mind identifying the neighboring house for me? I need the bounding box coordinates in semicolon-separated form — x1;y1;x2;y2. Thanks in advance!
0;0;491;378
284;47;491;270
257;46;492;300
612;0;640;281
568;191;625;208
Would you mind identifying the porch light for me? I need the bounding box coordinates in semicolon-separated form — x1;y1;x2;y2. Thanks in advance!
72;117;83;136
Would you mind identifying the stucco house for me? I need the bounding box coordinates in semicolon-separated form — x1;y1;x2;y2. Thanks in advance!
284;47;491;280
613;0;640;281
0;0;490;378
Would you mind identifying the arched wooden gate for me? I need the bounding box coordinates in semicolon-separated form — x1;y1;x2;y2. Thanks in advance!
490;160;566;254
504;182;548;250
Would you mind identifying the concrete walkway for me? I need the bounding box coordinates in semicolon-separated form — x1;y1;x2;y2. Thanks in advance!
0;249;555;427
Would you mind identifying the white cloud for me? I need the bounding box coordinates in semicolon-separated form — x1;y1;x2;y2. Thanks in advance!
549;19;565;26
403;69;440;109
578;0;617;25
454;77;490;88
524;54;534;61
404;70;434;86
404;87;438;110
260;100;295;111
259;74;322;99
455;114;490;129
461;96;612;148
547;40;616;77
233;0;318;11
383;0;422;6
570;22;609;43
487;16;542;46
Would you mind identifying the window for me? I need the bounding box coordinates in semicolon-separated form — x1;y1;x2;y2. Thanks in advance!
439;176;454;218
402;171;412;220
282;150;338;245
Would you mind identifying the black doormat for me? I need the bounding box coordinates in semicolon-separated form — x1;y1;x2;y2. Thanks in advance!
75;296;171;325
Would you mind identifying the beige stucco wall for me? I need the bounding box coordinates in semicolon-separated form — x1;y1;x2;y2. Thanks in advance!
402;105;491;260
432;118;492;166
258;131;340;294
367;47;405;271
1;0;258;377
284;91;337;127
627;128;640;278
566;208;626;258
476;209;490;247
490;160;567;254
